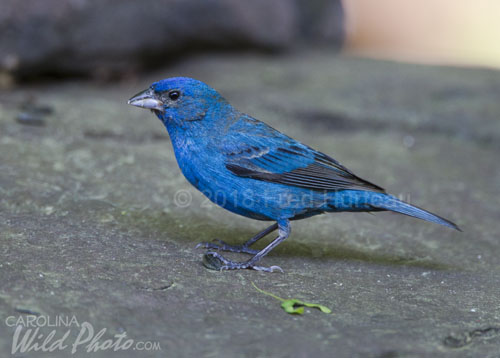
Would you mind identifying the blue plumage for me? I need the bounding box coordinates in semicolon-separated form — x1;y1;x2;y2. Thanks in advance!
128;77;460;272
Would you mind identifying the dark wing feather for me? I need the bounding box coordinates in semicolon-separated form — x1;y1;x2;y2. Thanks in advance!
225;142;385;193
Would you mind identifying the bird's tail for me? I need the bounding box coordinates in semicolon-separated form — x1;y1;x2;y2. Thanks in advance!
371;194;461;231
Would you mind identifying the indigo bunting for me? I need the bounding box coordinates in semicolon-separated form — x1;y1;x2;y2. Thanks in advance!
128;77;460;272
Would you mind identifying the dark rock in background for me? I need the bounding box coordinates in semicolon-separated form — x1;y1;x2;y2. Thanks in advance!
0;0;344;80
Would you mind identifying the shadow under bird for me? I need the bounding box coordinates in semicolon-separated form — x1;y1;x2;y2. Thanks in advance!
128;77;460;272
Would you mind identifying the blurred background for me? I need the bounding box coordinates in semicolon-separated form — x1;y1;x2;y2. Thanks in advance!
2;0;500;84
344;0;500;68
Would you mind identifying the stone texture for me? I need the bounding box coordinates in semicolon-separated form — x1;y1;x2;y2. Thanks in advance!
0;52;499;357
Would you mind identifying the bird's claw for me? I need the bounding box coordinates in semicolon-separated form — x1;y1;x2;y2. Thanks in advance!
196;239;258;255
202;251;283;273
251;265;284;273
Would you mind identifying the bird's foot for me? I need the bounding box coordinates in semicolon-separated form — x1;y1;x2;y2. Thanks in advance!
196;239;258;255
203;251;283;273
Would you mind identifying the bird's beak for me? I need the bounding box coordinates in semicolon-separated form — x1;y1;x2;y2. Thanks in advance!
127;88;164;112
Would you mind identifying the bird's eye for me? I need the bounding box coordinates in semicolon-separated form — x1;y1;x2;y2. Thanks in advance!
168;90;180;101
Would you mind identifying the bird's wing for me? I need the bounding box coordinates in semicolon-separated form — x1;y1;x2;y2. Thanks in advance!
223;122;385;193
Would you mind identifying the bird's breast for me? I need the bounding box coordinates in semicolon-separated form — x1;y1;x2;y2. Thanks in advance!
169;134;221;189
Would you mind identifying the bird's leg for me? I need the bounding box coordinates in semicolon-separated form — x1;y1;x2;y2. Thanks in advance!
196;222;278;255
203;220;290;272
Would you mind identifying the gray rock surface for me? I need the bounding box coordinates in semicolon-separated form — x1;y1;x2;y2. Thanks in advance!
0;0;343;79
0;52;499;357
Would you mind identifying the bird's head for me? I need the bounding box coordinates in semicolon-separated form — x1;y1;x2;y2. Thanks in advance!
128;77;227;129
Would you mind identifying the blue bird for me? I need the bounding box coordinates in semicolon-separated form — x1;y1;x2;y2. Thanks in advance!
128;77;460;272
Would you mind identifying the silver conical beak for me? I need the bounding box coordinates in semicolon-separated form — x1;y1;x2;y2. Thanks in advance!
127;88;164;112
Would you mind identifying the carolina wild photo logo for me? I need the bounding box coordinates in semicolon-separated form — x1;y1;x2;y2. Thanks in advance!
5;314;161;354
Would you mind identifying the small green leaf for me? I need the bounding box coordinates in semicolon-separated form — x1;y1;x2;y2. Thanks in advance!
281;299;305;314
303;301;332;314
281;299;332;314
251;282;331;315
